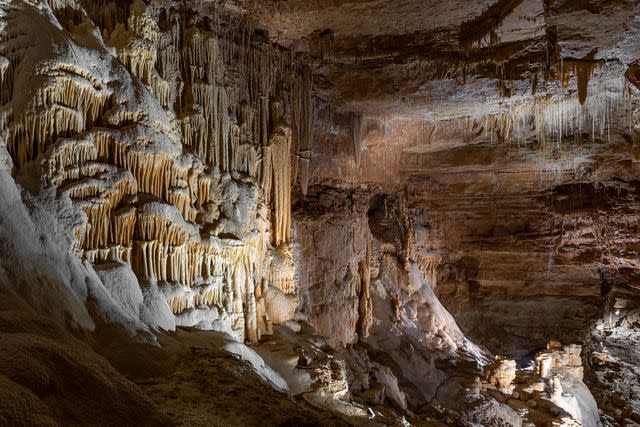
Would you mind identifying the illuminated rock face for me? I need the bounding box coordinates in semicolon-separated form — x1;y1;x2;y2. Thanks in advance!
0;0;307;342
2;0;640;425
2;0;638;350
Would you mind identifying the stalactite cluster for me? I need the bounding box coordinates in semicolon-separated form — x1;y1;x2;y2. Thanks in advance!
468;62;632;147
0;0;312;341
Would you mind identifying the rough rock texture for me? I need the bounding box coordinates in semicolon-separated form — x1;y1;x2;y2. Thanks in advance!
0;288;171;426
1;0;640;425
407;125;640;359
244;0;639;119
584;308;640;425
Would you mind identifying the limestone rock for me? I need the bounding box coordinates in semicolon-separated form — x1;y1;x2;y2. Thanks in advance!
1;0;639;425
265;285;297;325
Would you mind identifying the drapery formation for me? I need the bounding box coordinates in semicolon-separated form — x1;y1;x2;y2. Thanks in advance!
0;0;306;342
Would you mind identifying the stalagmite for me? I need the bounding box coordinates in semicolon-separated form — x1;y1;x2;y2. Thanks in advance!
244;272;259;344
484;358;517;394
255;278;271;336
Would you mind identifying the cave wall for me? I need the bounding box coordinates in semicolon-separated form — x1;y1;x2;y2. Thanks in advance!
407;127;640;358
3;0;637;357
1;0;637;424
305;106;640;361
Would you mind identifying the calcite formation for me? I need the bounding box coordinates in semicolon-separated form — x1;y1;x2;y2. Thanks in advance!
0;0;309;342
485;357;517;394
2;0;640;425
471;341;597;426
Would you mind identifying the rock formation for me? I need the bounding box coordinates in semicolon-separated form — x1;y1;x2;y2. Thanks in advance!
1;0;640;425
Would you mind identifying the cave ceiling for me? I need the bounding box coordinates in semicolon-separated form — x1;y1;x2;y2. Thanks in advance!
231;0;640;120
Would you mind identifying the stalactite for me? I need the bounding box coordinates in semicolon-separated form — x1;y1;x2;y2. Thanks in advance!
291;64;313;195
108;0;159;85
130;206;269;302
196;175;211;208
135;208;191;247
190;82;218;164
149;72;175;109
73;225;87;251
133;240;168;282
6;70;111;168
473;66;631;147
236;104;260;178
350;112;363;167
78;199;112;250
62;167;135;208
559;59;600;106
167;278;225;315
229;123;240;173
155;20;180;82
11;107;86;167
182;27;219;86
216;86;230;171
166;243;187;285
260;96;269;154
43;137;98;183
0;55;13;106
180;108;207;158
124;151;174;199
168;188;198;222
138;232;268;335
414;252;442;289
111;206;136;246
262;100;292;246
81;244;131;264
